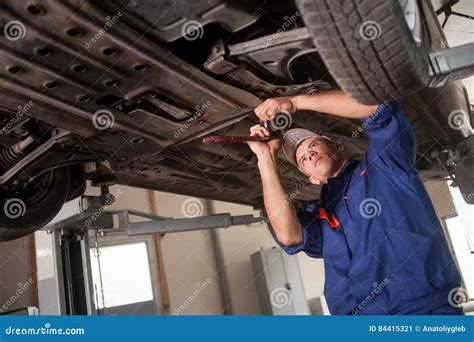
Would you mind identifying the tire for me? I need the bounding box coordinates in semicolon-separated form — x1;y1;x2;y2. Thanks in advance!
296;0;430;104
0;167;70;241
66;164;86;201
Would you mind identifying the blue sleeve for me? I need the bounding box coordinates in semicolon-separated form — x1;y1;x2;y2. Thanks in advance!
361;101;416;173
276;209;323;258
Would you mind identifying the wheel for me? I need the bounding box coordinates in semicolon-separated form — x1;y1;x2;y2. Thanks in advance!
296;0;430;104
66;164;86;201
0;167;70;241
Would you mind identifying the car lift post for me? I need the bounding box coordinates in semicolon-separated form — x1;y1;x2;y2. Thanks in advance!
43;189;265;315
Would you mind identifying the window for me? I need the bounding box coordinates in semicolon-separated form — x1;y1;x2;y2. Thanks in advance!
90;242;154;309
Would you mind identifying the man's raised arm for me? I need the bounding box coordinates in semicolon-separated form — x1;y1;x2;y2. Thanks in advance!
247;125;303;247
254;90;378;121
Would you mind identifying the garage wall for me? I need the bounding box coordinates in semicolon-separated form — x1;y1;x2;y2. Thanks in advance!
210;201;274;315
424;180;456;218
96;185;326;315
154;192;223;315
146;188;325;315
0;236;35;314
210;200;325;314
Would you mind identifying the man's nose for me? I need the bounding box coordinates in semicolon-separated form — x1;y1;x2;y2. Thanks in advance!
308;151;317;160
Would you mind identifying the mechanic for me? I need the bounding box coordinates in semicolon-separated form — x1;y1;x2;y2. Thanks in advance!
247;90;463;315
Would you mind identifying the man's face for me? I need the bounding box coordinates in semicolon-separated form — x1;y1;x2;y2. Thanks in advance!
295;137;342;183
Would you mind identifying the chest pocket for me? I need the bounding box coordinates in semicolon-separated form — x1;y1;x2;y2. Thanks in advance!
318;205;357;261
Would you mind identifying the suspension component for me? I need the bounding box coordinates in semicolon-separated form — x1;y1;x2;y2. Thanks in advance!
0;136;35;170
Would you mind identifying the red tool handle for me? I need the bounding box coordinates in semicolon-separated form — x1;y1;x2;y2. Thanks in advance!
202;135;274;144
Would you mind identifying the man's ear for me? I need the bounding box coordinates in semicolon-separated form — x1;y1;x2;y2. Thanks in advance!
309;176;321;185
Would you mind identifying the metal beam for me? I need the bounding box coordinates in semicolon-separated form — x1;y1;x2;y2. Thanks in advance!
428;42;474;87
44;195;264;236
124;213;262;236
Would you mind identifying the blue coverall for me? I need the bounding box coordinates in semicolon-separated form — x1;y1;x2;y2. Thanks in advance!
278;102;463;315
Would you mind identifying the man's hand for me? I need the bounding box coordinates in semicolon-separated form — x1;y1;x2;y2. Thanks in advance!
254;91;378;122
247;124;282;160
254;96;297;122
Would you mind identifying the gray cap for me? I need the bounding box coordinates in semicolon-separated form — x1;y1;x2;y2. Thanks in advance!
282;128;331;166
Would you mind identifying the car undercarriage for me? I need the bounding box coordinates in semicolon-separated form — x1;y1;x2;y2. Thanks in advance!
0;0;473;240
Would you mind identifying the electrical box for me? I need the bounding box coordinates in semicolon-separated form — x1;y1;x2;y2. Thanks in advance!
251;248;310;315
